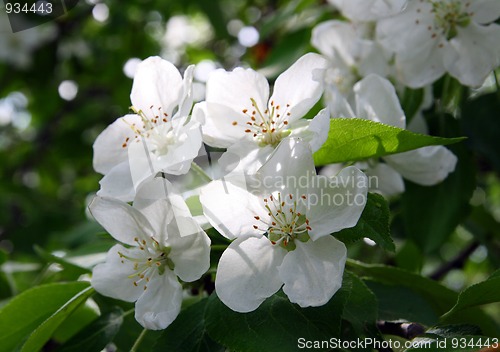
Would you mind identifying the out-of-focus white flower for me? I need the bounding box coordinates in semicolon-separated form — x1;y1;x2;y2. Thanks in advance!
328;0;408;21
90;178;210;330
312;20;392;117
200;138;367;312
377;0;500;87
93;57;202;201
194;53;330;174
160;15;213;65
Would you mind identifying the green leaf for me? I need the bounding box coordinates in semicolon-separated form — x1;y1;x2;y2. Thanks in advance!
57;307;124;352
153;298;223;352
346;260;457;314
34;245;91;278
335;193;394;252
366;280;439;326
395;240;423;273
442;274;500;320
0;282;90;352
347;261;500;336
21;285;95;352
342;273;381;341
401;114;475;253
205;277;352;352
52;300;100;343
313;118;465;166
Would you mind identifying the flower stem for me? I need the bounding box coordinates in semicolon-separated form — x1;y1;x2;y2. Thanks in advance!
191;162;212;183
130;328;148;352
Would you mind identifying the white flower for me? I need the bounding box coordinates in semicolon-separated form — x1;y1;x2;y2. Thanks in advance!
377;0;500;87
93;57;203;201
90;178;211;330
194;53;330;174
200;138;367;312
328;0;407;21
340;74;457;196
312;20;392;117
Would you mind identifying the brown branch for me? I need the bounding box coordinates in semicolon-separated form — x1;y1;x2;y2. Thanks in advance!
377;320;426;340
429;241;480;281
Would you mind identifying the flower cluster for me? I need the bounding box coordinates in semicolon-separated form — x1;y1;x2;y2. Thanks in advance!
88;0;498;330
310;0;497;196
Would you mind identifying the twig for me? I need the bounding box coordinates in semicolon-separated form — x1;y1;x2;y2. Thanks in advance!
377;320;426;340
429;241;480;281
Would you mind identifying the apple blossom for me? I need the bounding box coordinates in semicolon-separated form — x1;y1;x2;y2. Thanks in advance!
194;53;330;174
328;0;408;22
377;0;500;87
200;138;367;312
90;178;210;330
312;20;392;118
93;56;203;201
328;74;457;196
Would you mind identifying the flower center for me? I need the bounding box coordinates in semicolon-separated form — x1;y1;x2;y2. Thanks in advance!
118;236;174;291
430;0;472;39
121;106;177;156
253;192;311;251
235;98;292;147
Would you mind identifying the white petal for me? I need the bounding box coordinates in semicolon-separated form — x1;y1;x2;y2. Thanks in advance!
306;166;368;240
215;236;286;312
329;0;407;21
200;180;267;240
89;196;154;245
130;57;183;117
93;114;142;174
470;0;500;24
394;39;446;88
203;67;269;146
167;220;211;282
311;21;373;67
407;111;429;134
135;270;183;330
289;108;330;152
363;162;405;197
177;65;195;119
257;137;316;195
206;67;269;113
134;178;189;222
279;236;346;307
376;1;434;54
220;141;274;175
354;74;406;128
97;160;136;202
126;138;157;194
384;146;458;186
270;53;327;122
155;120;203;175
197;101;250;148
444;23;500;87
91;244;144;302
325;88;356;118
